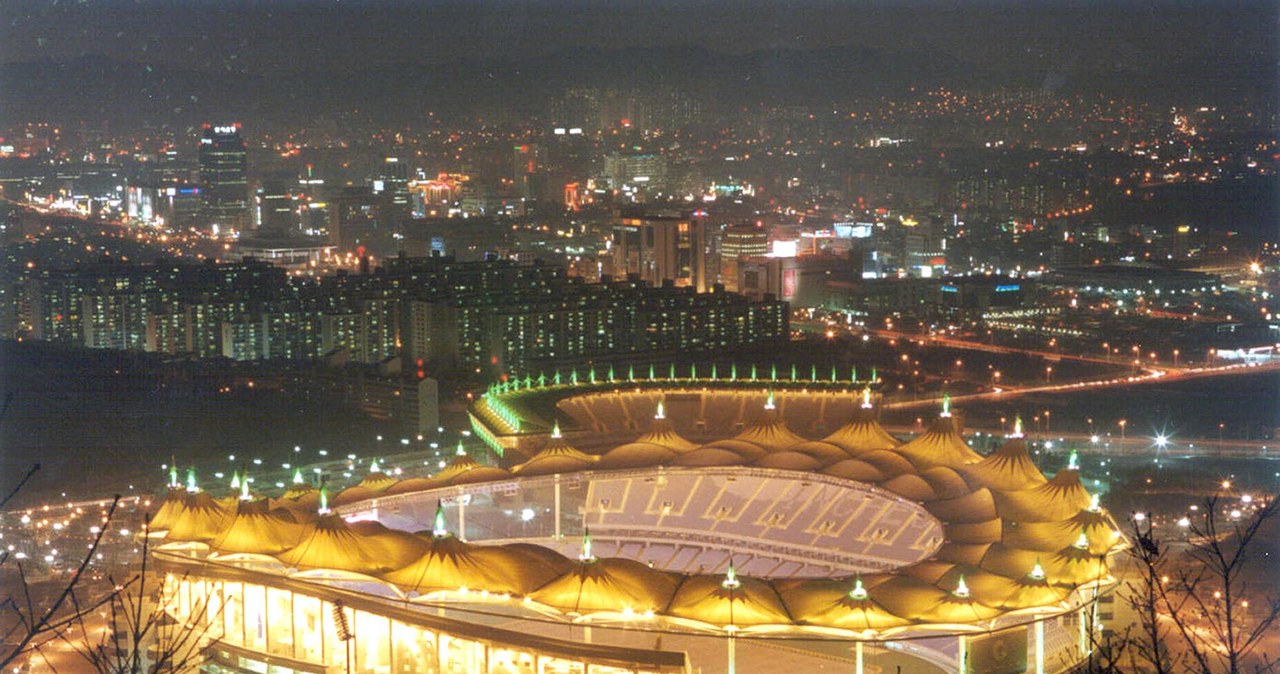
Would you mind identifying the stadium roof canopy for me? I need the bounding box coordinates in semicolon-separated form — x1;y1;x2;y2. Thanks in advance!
152;382;1125;637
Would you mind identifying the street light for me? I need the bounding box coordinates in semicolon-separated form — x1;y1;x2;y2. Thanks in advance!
1118;419;1127;441
1154;434;1168;449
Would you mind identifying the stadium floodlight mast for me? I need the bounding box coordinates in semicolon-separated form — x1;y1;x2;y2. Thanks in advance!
1074;531;1090;550
317;486;330;515
849;575;869;600
1010;414;1024;438
721;562;741;590
432;501;448;538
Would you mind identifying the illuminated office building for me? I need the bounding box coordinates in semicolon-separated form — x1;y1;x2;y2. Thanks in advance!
199;123;250;232
611;211;709;292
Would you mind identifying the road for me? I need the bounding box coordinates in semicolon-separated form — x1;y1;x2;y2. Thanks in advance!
881;357;1280;412
881;422;1279;459
866;328;1122;366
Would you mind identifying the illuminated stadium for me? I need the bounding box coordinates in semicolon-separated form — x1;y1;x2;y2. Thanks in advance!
149;367;1125;674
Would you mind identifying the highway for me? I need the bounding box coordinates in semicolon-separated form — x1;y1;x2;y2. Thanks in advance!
793;318;1280;458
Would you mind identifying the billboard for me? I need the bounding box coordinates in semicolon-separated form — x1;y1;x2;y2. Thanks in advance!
834;222;873;238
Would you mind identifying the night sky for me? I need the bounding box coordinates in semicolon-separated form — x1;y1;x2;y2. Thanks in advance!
2;0;1274;76
0;0;1276;124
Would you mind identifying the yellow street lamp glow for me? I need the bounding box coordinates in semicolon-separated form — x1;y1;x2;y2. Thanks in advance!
861;386;872;409
953;575;970;598
655;400;666;420
1011;414;1024;438
1074;532;1089;550
1029;560;1046;581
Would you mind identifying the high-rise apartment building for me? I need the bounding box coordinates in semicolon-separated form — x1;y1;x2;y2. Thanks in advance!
6;256;787;372
603;152;668;191
198;123;249;231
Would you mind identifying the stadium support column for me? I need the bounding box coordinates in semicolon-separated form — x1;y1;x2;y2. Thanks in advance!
554;474;562;540
1035;620;1046;674
1079;603;1088;655
459;495;468;542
